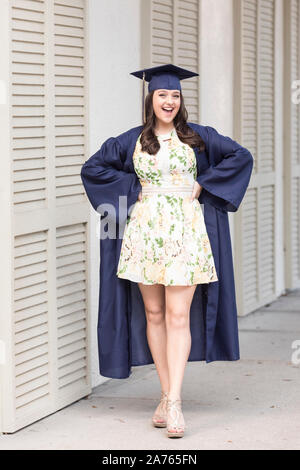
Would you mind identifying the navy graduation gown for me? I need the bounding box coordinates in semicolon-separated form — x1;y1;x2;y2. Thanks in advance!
81;122;253;379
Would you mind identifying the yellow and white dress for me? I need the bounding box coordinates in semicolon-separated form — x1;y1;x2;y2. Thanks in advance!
116;127;218;286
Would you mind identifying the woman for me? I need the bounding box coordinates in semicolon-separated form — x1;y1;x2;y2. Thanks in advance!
81;64;253;439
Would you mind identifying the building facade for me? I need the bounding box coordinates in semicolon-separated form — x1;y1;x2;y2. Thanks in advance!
0;0;299;432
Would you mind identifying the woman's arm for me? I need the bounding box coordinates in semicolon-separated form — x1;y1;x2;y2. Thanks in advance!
196;126;254;212
81;136;142;224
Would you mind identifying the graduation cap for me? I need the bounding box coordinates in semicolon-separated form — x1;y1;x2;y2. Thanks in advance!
130;64;199;124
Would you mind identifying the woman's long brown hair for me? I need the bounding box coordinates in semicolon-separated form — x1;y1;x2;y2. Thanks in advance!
140;90;205;155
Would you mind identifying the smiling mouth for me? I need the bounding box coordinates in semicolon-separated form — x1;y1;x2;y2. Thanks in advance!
162;108;174;114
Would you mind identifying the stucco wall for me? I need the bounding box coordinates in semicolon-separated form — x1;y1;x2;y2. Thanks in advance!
88;0;142;387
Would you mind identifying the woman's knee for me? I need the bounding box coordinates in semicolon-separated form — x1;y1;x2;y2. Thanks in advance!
165;307;189;328
145;304;165;325
138;283;165;325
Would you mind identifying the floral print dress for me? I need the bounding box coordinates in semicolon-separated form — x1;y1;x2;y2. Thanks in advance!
116;127;218;286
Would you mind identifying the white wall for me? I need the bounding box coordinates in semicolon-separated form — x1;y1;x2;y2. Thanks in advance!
88;0;142;387
200;0;236;245
200;0;234;134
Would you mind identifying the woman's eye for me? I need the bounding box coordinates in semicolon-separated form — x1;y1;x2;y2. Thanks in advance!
159;94;179;98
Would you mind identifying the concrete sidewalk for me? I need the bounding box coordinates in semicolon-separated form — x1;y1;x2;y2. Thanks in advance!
1;289;299;450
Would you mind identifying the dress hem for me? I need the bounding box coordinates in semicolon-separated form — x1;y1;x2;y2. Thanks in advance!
116;272;219;286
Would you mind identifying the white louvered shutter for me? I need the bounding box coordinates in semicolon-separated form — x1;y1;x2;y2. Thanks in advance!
0;0;90;433
284;0;300;289
234;0;277;315
142;0;200;121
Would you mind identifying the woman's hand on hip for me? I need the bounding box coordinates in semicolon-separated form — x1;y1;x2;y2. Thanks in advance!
191;181;202;202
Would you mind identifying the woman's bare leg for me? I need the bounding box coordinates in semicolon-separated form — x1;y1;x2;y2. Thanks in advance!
138;282;169;393
165;284;197;401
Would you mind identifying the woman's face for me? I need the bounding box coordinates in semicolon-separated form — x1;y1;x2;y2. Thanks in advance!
152;89;181;125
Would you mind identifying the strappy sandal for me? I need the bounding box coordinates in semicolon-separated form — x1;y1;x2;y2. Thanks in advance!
152;391;168;428
166;398;186;438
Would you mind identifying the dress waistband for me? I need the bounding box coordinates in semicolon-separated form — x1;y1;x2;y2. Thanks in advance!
142;185;194;194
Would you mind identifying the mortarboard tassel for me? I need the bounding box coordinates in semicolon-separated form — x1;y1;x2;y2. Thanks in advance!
142;71;146;124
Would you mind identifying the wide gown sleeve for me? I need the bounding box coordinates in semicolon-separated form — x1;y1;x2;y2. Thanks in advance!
196;126;254;212
80;136;142;224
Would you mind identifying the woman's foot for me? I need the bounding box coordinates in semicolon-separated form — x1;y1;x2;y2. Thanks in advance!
152;391;168;427
166;397;185;438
